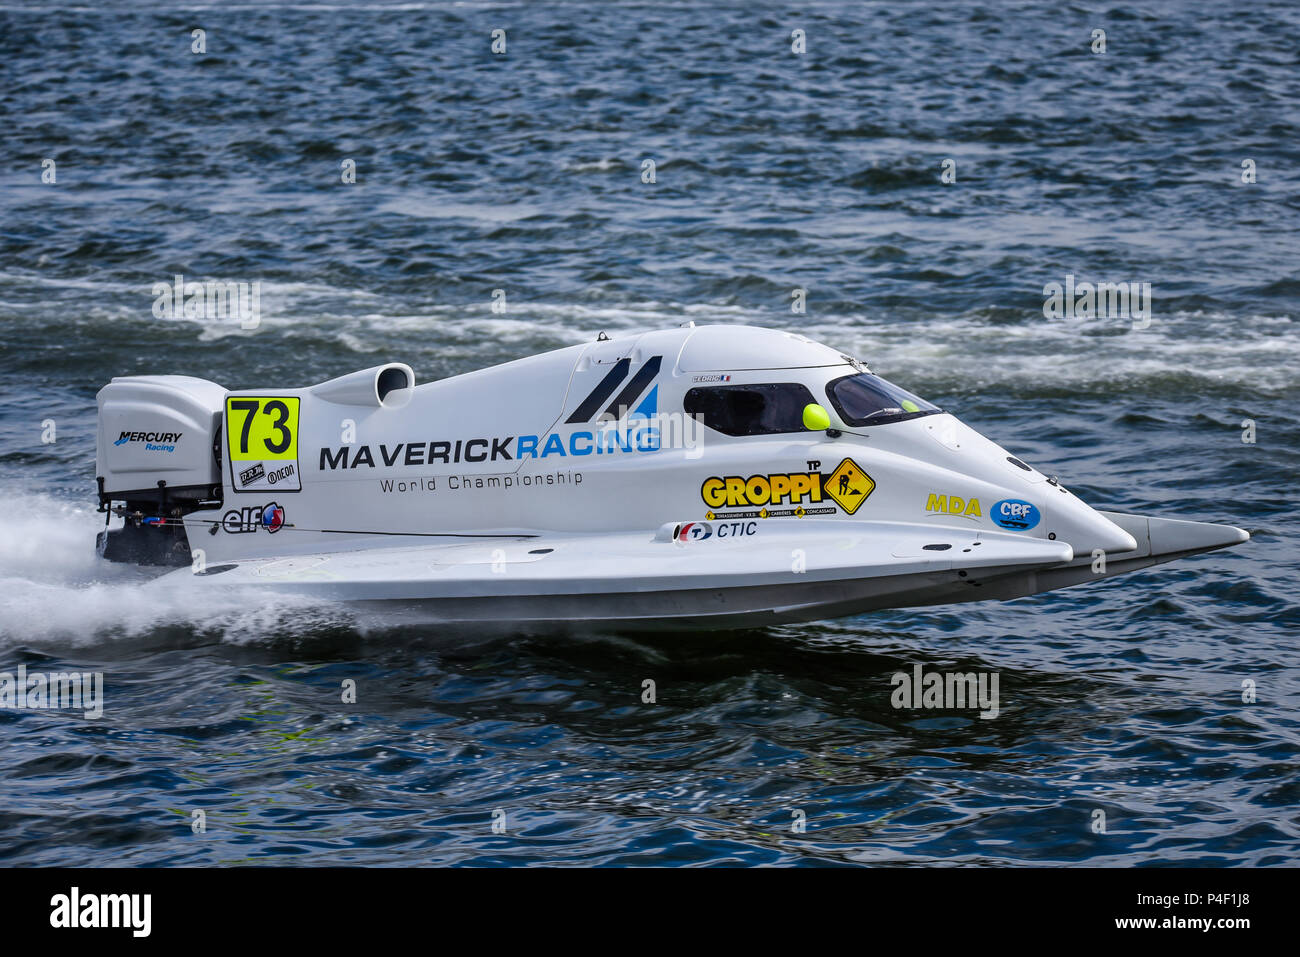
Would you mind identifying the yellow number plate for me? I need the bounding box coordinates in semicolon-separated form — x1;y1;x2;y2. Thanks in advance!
225;396;302;492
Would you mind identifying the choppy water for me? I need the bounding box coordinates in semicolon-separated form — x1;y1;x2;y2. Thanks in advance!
0;0;1297;865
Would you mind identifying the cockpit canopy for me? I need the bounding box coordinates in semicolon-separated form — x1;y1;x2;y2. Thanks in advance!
683;374;940;436
684;383;815;436
825;373;940;427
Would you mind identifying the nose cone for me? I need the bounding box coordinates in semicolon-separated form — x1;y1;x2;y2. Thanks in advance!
869;414;1139;558
1081;510;1139;554
1041;493;1138;555
939;419;1138;554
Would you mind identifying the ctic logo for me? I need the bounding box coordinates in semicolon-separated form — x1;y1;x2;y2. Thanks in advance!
673;520;759;543
677;521;712;542
991;499;1040;530
221;502;285;534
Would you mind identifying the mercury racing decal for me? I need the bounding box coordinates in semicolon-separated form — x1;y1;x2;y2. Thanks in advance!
114;430;182;452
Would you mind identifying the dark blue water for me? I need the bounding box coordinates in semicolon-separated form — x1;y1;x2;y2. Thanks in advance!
0;0;1297;865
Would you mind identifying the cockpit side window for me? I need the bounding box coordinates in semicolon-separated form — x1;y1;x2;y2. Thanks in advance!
826;373;940;427
683;383;816;437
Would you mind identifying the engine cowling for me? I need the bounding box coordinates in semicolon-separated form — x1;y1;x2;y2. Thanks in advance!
95;375;227;565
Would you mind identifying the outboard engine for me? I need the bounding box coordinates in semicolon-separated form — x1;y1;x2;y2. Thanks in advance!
95;375;226;565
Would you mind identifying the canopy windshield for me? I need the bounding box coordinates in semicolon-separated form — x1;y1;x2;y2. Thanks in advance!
826;373;940;427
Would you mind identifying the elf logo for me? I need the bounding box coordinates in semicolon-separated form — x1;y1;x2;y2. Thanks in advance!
221;502;285;534
566;356;662;423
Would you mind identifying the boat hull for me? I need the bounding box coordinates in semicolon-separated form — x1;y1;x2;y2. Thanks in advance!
160;512;1247;632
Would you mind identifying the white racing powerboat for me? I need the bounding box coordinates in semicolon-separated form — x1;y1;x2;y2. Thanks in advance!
94;324;1248;631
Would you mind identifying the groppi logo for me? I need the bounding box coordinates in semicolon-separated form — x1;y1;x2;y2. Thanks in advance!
700;458;875;516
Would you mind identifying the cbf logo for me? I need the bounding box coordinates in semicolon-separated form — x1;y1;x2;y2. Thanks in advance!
991;499;1040;530
221;502;285;534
